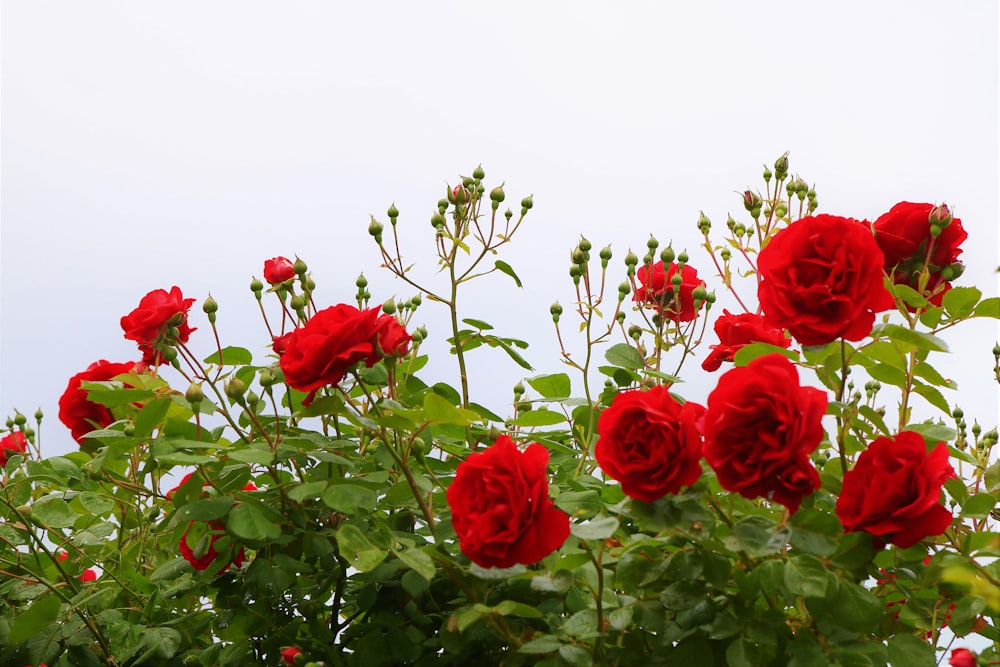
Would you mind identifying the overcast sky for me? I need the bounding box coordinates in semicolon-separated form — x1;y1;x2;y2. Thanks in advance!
2;2;997;457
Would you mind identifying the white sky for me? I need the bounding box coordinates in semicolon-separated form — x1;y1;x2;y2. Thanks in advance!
2;2;998;457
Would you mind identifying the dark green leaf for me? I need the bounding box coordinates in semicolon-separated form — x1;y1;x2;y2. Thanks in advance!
725;516;790;557
784;554;834;598
887;634;934;666
134;398;172;439
203;346;253;365
227;501;281;541
32;496;79;528
10;594;61;642
912;381;952;413
323;483;377;514
866;363;907;388
963;493;996;519
519;635;562;654
336;524;387;572
83;388;156;408
177;496;235;522
912;362;957;389
495;260;523;287
287;481;328;502
397;546;436;582
150;558;192;582
789;509;842;557
570;515;619;540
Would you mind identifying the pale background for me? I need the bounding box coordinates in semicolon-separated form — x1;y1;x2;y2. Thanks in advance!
2;2;998;459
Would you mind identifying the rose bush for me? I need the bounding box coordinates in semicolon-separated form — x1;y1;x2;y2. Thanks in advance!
2;156;1000;667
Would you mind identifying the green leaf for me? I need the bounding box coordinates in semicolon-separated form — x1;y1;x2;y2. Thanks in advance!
485;335;534;370
134;398;172;439
83;388;156;408
559;644;593;667
494;599;544;619
887;634;934;666
732;342;799;366
227;501;281;542
134;627;183;664
570;515;619;540
336;524;388;572
519;635;562;654
554;490;603;518
827;583;882;633
942;286;982;319
423;392;479;426
9;594;61;642
912;362;957;389
963;493;997;519
203;346;253;365
905;422;956;445
911;381;952;413
462;318;494;330
397;547;436;582
892;284;931;309
177;496;235;522
974;296;1000;319
866;363;907;388
725;516;790;557
527;373;572;399
784;554;834;598
76;492;115;517
512;409;567;427
495;260;523;287
32;496;79;528
789;509;842;557
605;343;644;370
225;448;276;465
287;481;328;502
869;323;948;352
150;558;192;582
323;483;377;514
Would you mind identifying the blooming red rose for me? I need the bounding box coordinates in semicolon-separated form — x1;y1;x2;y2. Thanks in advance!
701;309;791;372
272;333;292;356
170;473;257;572
57;360;138;444
281;647;303;665
700;354;827;513
120;286;196;364
949;648;978;667
634;261;705;323
871;201;967;306
758;214;894;346
263;256;297;284
447;435;570;568
0;430;28;467
279;304;409;404
594;384;705;502
373;314;412;358
836;431;954;549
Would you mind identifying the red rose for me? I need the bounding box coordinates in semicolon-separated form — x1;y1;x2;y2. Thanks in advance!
949;648;978;667
0;430;28;467
634;261;705;323
279;304;408;404
374;314;412;357
120;286;196;364
594;384;705;502
700;354;827;513
447;436;570;568
272;333;292;356
263;256;297;284
170;472;257;572
836;431;954;548
281;647;303;665
701;309;791;372
58;360;139;444
872;201;967;306
758;214;894;346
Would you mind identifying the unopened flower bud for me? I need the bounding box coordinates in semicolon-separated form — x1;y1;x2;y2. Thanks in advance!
599;246;612;262
762;165;773;182
571;248;587;265
670;273;683;289
513;381;525;397
929;204;952;228
451;184;469;204
34;408;43;422
410;294;422;307
720;248;731;262
794;178;809;200
618;282;630;298
677;250;689;266
368;219;384;240
697;212;711;234
14;413;27;427
504;208;513;222
251;278;264;295
259;368;275;387
628;325;642;340
161;347;178;363
387;203;399;221
490;185;505;204
290;295;306;312
616;311;626;324
415;326;428;342
437;198;449;213
122;423;134;437
742;190;761;212
706;291;716;304
382;298;397;315
646;236;659;251
941;262;965;280
624;251;639;267
774;152;789;180
550;302;563;321
973;422;982;437
953;407;964;420
472;164;485;180
293;258;308;275
246;391;260;408
774;204;788;219
431;213;445;228
202;295;219;315
660;247;675;264
520;195;533;211
993;343;1000;357
5;417;13;429
225;378;247;401
569;265;582;283
186;383;205;405
692;285;708;302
